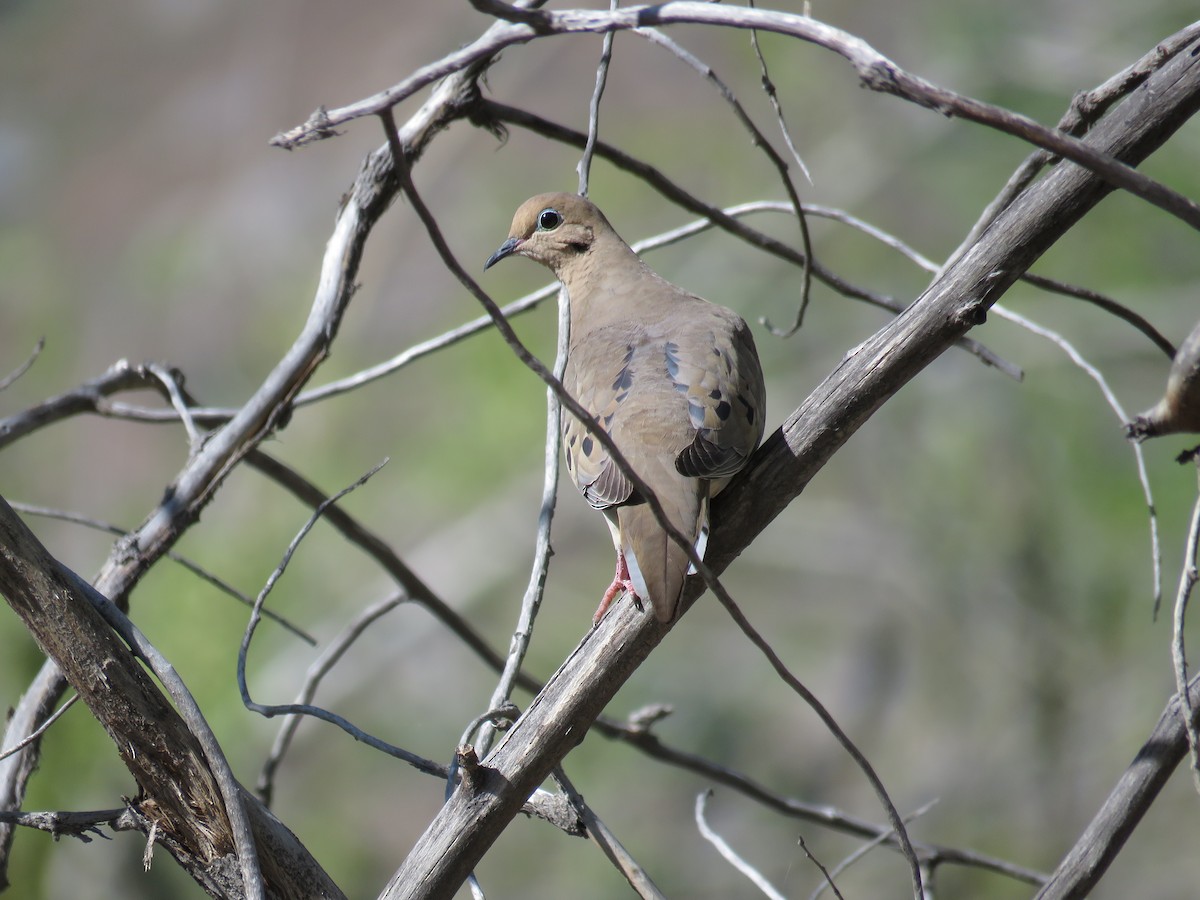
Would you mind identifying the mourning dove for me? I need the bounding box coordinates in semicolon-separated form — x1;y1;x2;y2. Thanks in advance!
1126;317;1200;441
486;192;766;623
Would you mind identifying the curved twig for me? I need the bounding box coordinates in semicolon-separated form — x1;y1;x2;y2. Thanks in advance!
276;5;1200;236
0;339;44;392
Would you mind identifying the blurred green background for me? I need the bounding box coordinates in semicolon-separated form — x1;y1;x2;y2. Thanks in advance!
3;1;1200;897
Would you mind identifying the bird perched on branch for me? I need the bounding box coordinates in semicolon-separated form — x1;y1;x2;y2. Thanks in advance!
486;192;766;624
1126;317;1200;443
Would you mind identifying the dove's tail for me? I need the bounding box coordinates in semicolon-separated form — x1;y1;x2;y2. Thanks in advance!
617;473;709;623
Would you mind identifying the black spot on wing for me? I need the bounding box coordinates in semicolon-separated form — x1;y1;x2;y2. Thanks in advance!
611;345;636;392
664;341;681;378
675;433;745;478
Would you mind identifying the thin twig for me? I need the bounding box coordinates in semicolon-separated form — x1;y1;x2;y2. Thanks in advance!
747;0;813;185
10;501;315;644
797;832;846;900
473;285;569;760
256;593;406;806
0;339;44;392
994;306;1163;611
237;461;445;777
554;767;665;898
695;789;787;900
275;6;1200;235
1170;465;1200;796
577;0;618;197
810;799;938;900
706;589;924;899
244;450;528;688
0;695;78;764
1021;273;1176;360
744;0;816;337
632;25;813;336
144;363;202;450
601;716;1045;885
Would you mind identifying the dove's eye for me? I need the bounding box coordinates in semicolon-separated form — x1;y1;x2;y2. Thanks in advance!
537;209;563;231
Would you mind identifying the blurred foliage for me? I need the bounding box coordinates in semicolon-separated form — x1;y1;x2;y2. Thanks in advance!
3;1;1200;898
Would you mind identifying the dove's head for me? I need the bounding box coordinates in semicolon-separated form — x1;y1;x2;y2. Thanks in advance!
485;192;615;277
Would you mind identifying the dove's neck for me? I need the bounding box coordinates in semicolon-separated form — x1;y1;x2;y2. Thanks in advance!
556;232;672;335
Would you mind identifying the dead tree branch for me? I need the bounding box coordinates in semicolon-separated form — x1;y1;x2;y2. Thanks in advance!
378;29;1200;899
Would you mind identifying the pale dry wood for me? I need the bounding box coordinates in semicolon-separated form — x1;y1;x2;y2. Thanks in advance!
378;33;1200;899
1035;673;1200;899
0;496;344;899
275;4;1200;233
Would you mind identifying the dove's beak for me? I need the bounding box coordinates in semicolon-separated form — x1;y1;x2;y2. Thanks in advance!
485;237;523;270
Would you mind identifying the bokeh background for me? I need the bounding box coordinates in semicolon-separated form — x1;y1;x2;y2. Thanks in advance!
3;1;1200;897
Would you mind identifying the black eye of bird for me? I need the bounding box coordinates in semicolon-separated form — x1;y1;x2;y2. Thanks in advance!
537;209;563;231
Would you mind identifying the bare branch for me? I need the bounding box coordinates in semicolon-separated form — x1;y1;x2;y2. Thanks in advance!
1170;469;1200;795
949;21;1200;260
576;0;618;197
703;585;923;897
10;500;315;644
0;806;128;843
747;1;813;185
238;464;445;778
144;362;202;450
473;282;569;759
1021;273;1177;360
810;800;939;900
554;768;665;898
630;26;813;336
256;593;406;806
277;5;1200;234
696;790;788;900
380;34;1200;896
994;308;1163;610
244;450;530;690
599;716;1045;884
0;695;77;764
0;495;343;898
1035;672;1200;899
798;830;847;900
75;565;265;900
0;338;44;392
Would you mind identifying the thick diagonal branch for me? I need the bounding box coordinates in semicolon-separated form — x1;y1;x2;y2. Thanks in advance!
378;27;1200;900
0;496;344;899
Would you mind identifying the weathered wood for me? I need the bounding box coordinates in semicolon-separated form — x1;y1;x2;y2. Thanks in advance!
0;496;232;864
0;496;346;900
1035;678;1200;900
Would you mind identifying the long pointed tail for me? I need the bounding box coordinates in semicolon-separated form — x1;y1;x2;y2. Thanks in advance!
617;483;708;622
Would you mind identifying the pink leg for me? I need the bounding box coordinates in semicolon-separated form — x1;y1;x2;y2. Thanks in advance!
593;549;640;624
